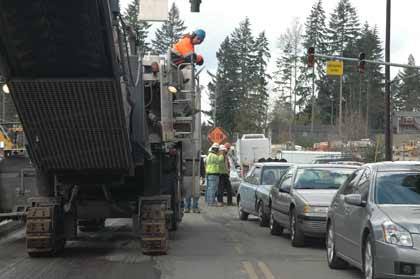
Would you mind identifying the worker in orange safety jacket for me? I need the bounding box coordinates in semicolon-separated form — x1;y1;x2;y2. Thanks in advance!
171;29;206;66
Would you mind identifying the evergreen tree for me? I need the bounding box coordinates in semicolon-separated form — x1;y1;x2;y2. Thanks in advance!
151;3;187;54
208;37;240;134
357;24;384;131
273;41;293;106
230;18;259;133
300;0;329;124
328;0;360;55
209;18;271;135
321;0;361;130
272;40;294;140
252;31;271;132
395;55;420;111
124;0;151;52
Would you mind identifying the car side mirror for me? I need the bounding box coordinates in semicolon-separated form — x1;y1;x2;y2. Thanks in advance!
344;194;366;207
279;185;290;193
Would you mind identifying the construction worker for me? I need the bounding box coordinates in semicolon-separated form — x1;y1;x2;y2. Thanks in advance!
205;143;223;206
218;144;233;206
171;29;206;66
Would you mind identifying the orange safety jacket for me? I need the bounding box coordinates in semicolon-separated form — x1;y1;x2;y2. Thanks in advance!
172;36;195;57
171;36;195;65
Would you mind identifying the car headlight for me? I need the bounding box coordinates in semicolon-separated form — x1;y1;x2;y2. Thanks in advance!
382;221;413;247
303;205;329;214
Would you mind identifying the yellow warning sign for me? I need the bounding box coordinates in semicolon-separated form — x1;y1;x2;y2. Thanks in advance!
326;60;344;76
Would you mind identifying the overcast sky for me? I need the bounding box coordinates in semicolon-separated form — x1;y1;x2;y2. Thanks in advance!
120;0;420;112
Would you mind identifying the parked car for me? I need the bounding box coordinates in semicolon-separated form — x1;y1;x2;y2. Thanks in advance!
269;164;357;247
237;162;293;226
326;162;420;279
228;156;242;195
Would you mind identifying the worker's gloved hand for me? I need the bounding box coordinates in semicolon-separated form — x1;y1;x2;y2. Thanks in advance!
196;54;204;66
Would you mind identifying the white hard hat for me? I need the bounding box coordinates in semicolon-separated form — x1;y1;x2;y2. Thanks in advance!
211;143;220;150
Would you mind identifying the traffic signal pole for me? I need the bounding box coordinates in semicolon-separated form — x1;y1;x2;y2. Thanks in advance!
313;53;420;70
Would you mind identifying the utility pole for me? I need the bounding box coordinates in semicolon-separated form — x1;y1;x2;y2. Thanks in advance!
385;0;392;160
339;76;343;138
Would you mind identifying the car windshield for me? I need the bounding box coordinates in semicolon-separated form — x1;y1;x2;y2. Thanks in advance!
261;166;290;185
294;168;355;190
375;172;420;205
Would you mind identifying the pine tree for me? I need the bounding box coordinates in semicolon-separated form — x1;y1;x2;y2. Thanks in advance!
395;55;420;112
230;18;259;133
303;0;328;71
124;0;151;52
274;41;293;107
151;3;187;54
273;40;294;140
328;0;360;55
208;37;240;134
357;24;384;131
323;0;361;131
252;31;271;132
301;0;329;122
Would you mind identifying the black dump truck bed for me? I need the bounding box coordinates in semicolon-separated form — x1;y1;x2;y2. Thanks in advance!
0;0;132;173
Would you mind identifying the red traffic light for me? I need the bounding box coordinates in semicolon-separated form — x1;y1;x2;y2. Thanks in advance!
307;47;315;67
359;52;366;73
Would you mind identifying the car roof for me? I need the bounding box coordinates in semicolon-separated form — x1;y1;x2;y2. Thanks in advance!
253;162;294;167
295;164;359;169
364;161;420;172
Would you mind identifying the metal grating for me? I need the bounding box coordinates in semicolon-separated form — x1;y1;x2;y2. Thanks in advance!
10;79;131;171
0;0;115;78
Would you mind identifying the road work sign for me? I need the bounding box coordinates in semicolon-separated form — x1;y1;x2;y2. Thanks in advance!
208;127;228;144
326;60;344;76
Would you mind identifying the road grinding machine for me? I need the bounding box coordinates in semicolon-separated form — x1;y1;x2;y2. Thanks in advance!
0;0;202;256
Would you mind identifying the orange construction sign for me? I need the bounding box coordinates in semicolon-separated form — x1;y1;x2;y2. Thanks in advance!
207;127;228;144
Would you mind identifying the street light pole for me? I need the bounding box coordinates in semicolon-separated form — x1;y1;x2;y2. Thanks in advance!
385;0;392;160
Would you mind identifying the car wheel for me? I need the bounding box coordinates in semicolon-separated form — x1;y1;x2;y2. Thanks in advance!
290;209;305;247
238;200;249;221
269;211;283;235
363;235;376;279
258;202;269;227
326;223;347;269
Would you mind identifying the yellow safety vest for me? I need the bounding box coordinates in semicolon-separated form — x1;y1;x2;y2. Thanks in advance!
206;152;223;174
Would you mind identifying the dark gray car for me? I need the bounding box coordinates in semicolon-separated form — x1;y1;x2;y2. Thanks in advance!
326;162;420;279
269;164;357;247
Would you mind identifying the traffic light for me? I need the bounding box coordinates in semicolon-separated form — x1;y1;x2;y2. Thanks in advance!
307;47;315;67
190;0;201;12
358;52;366;73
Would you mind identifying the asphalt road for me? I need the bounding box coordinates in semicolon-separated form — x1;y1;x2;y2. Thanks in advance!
0;200;362;279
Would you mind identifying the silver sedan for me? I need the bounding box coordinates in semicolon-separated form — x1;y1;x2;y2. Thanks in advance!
269;164;357;247
327;162;420;279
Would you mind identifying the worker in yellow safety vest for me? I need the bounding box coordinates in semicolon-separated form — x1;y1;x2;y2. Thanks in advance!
205;143;224;206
